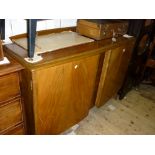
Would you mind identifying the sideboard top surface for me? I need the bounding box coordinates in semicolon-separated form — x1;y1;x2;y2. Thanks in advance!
3;27;135;71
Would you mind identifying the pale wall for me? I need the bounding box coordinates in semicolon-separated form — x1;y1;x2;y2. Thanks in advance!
5;19;77;43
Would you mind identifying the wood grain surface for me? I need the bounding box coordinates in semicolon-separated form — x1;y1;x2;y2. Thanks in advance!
0;98;23;133
33;55;99;134
0;73;20;103
3;27;135;134
95;43;134;107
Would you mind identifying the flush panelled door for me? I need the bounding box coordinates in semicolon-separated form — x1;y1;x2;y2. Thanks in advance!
95;44;133;107
33;55;99;134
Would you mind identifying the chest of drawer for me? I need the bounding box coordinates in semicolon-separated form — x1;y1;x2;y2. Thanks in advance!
2;123;25;135
0;98;23;133
0;72;20;103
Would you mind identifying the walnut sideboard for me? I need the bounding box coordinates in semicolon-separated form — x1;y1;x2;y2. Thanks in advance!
4;27;135;134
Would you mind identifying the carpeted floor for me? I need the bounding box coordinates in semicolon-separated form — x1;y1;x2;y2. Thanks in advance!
74;84;155;135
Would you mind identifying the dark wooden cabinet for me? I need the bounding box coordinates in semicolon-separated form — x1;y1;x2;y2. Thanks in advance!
0;55;25;135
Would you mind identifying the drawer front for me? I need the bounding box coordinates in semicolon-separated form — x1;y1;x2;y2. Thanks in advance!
0;73;20;103
3;123;25;135
0;98;23;133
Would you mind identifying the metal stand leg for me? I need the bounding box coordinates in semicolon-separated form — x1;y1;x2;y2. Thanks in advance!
27;19;37;59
